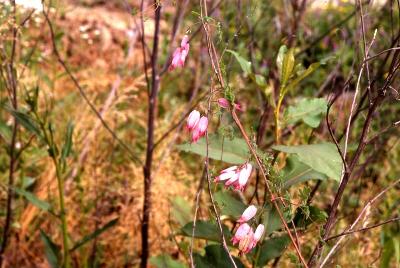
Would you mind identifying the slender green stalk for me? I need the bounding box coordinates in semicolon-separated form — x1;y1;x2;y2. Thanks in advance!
53;157;70;268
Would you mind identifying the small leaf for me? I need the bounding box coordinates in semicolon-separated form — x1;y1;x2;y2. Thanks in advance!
181;221;231;243
194;244;245;268
226;50;252;76
61;121;74;161
171;197;192;227
281;156;327;190
276;45;287;77
15;188;51;212
285;98;327;128
285;62;320;92
214;191;246;218
251;235;290;267
177;134;249;164
70;218;119;251
281;48;295;86
40;230;61;268
149;254;186;268
273;143;342;181
7;108;42;138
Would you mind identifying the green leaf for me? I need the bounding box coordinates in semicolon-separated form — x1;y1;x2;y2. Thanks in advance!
272;143;342;181
282;156;328;190
251;235;290;267
294;205;328;227
171;197;192;227
262;204;288;236
70;218;118;251
15;188;51;212
40;230;61;268
177;134;249;164
7;108;42;138
0;121;12;144
285;98;328;128
226;50;252;76
285;62;320;92
61;121;74;161
194;245;245;268
214;191;246;218
276;45;287;77
181;221;231;243
149;254;186;268
281;48;295;86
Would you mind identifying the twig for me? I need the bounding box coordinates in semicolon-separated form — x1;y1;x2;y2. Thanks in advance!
140;1;162;267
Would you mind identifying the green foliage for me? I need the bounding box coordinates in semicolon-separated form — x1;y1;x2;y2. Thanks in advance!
70;218;119;251
226;49;252;76
281;156;328;190
150;254;186;268
285;98;328;128
250;235;290;267
193;245;245;268
171;197;192;227
14;187;52;212
214;190;246;218
273;143;342;181
40;230;61;268
181;221;231;243
177;134;249;164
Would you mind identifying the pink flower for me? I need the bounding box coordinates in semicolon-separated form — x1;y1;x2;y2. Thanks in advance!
253;224;265;242
187;110;200;131
238;205;257;223
231;223;251;245
169;35;190;71
217;98;230;109
214;163;252;191
191;116;208;143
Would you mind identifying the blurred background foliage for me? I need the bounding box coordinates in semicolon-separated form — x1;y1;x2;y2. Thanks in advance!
0;0;399;267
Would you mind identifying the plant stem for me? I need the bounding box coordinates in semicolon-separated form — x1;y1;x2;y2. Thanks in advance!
274;93;285;144
53;158;71;268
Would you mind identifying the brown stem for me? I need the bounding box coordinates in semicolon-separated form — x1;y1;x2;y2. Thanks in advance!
140;2;161;267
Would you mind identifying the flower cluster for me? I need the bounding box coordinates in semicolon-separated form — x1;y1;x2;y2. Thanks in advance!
169;35;190;71
186;110;208;143
214;163;252;191
232;206;264;254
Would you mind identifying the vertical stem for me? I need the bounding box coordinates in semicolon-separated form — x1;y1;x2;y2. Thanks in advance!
0;0;18;264
54;158;71;268
274;94;284;144
141;2;161;267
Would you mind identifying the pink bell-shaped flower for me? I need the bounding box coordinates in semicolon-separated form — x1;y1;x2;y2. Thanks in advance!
169;35;190;71
187;110;200;131
238;205;257;223
231;223;251;245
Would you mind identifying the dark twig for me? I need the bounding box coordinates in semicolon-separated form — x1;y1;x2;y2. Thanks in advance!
140;1;162;267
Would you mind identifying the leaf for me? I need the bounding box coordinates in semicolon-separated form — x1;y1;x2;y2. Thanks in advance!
177;134;249;164
70;218;119;251
7;108;42;138
214;191;246;218
171;197;192;227
15;188;51;212
194;245;245;268
276;45;287;77
294;205;328;227
61;121;74;161
285;98;328;128
281;156;328;190
262;204;288;236
254;74;267;87
285;62;320;92
181;221;231;243
226;50;252;76
149;254;186;268
251;235;290;267
40;230;61;268
0;121;12;143
281;48;295;86
272;143;342;181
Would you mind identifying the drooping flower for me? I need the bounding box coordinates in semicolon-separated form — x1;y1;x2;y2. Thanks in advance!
187;110;200;131
191;116;208;143
169;35;190;71
231;223;251;245
217;97;244;112
214;163;252;191
253;224;265;243
238;205;257;223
